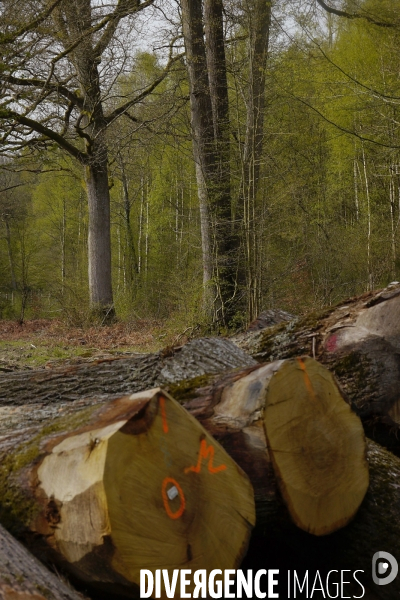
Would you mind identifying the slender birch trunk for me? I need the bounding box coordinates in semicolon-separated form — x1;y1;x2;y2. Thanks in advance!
4;217;17;292
361;144;373;291
241;0;272;321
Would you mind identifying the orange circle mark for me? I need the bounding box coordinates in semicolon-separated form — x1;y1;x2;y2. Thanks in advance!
161;477;186;520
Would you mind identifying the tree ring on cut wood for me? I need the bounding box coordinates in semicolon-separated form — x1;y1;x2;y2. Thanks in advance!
35;388;255;596
263;356;369;536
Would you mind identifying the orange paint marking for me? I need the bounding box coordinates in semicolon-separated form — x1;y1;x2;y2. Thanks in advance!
297;358;316;402
159;396;169;433
161;477;186;520
184;439;227;475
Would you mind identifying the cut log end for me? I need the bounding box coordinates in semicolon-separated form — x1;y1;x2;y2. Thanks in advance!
264;356;369;536
34;389;255;596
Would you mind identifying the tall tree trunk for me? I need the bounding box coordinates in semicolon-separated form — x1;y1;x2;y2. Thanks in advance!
61;196;66;291
241;0;272;321
85;152;113;310
361;143;373;291
119;155;138;289
181;0;241;327
54;0;115;316
181;0;217;322
204;0;239;325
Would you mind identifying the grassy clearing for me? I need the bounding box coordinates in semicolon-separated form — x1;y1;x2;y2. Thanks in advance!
0;318;198;370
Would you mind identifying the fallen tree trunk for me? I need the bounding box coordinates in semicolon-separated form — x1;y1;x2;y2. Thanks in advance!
0;338;255;406
1;388;255;598
0;522;86;600
172;361;400;600
235;283;400;450
172;357;369;536
0;357;388;597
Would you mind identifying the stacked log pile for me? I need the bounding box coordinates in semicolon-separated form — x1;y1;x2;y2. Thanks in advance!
1;287;400;598
235;282;400;449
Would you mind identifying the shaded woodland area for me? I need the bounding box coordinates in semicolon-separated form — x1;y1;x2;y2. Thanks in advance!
0;0;399;330
2;3;400;599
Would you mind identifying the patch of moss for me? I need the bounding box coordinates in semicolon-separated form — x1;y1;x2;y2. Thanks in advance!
40;405;97;437
0;340;100;369
255;307;337;361
167;374;213;403
297;309;332;329
0;450;39;534
35;584;53;598
0;405;97;534
12;444;40;472
333;352;365;378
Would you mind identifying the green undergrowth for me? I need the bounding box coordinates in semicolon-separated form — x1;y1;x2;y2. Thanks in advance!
0;340;101;369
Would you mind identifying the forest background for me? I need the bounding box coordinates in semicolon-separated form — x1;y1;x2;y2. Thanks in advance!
0;0;399;352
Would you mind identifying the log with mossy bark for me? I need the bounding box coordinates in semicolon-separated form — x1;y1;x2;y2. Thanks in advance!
235;282;400;450
168;358;400;600
171;356;369;536
0;358;381;597
1;388;255;599
0;337;256;406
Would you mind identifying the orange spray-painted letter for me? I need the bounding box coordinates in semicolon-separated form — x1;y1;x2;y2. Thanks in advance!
159;396;169;433
184;439;227;475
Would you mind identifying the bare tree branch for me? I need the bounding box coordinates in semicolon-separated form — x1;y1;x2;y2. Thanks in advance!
0;110;88;162
0;0;63;44
285;89;400;149
4;75;83;109
316;0;397;28
106;48;184;124
94;0;157;57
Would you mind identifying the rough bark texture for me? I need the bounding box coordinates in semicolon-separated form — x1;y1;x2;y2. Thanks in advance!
85;159;113;310
0;522;86;600
203;0;238;324
180;0;216;314
181;0;238;325
240;0;272;320
244;308;295;332
235;282;400;450
0;338;255;407
0;357;397;599
242;0;271;194
53;0;114;312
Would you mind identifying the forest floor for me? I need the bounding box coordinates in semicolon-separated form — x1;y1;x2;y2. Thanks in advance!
0;318;180;371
